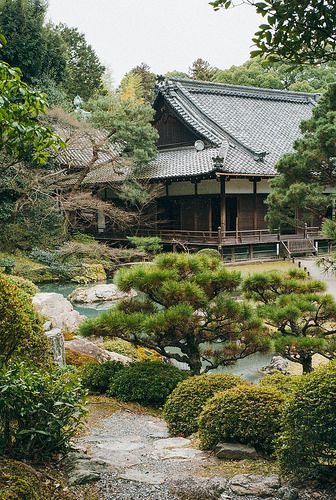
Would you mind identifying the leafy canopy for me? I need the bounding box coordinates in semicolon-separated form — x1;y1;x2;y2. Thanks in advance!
0;0;66;83
0;56;62;164
211;0;336;64
80;253;269;375
266;83;336;230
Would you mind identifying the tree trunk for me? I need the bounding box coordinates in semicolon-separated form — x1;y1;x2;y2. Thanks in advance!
188;355;202;375
302;355;313;374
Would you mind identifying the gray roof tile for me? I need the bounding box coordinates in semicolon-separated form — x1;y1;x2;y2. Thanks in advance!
147;78;318;180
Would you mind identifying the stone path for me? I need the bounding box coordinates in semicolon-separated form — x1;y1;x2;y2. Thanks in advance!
70;410;289;500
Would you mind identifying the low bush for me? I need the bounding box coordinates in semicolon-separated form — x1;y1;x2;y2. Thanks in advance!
259;372;303;395
4;275;38;297
0;274;51;367
127;236;162;254
0;363;87;460
278;362;336;479
103;338;139;359
163;373;245;437
81;360;125;393
108;361;189;407
198;384;286;454
103;338;162;362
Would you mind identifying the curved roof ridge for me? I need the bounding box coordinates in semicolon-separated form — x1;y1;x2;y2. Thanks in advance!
166;77;320;103
162;79;268;159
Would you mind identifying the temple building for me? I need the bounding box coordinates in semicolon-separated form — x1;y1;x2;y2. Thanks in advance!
57;78;329;259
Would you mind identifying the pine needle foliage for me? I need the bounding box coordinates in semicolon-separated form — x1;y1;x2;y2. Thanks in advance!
243;270;336;373
80;253;269;374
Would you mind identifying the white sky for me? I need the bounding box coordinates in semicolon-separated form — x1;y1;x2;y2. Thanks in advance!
47;0;261;85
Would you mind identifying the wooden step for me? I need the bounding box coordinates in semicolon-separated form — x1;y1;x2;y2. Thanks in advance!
287;239;317;255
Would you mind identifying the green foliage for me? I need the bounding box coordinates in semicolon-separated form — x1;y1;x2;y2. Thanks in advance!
0;257;14;274
0;56;62;164
80;253;269;374
189;58;215;81
260;293;336;373
213;57;336;93
127;236;163;254
80;360;125;394
199;384;285;454
321;218;336;243
259;372;303;394
0;0;66;83
3;275;38;297
242;270;326;304
0;363;87;459
278;362;336;478
108;361;189;407
120;63;156;104
244;270;336;373
56;24;105;101
266;84;336;229
163;373;245;437
0;274;50;366
211;1;336;64
88;93;158;165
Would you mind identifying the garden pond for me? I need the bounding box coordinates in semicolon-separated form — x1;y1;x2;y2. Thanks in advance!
40;281;273;382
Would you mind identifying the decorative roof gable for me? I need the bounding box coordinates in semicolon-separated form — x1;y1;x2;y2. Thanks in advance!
147;78;318;180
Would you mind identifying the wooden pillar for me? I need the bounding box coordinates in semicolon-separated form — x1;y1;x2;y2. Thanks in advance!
208;199;212;232
220;177;226;235
253;178;258;231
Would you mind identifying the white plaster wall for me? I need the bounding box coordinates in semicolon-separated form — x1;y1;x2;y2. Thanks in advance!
198;179;220;194
257;179;272;194
225;179;253;194
168;181;194;196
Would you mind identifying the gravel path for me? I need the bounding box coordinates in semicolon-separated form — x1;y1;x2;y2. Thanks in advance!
72;410;333;500
77;410;230;500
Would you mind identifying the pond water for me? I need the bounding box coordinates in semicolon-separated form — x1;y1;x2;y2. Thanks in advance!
40;281;273;382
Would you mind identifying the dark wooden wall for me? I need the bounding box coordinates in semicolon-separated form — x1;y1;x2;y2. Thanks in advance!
154;105;199;148
157;194;268;232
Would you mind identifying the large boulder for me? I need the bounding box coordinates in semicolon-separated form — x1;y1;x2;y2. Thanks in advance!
33;292;84;333
65;338;131;365
69;283;137;304
229;474;280;497
261;355;289;375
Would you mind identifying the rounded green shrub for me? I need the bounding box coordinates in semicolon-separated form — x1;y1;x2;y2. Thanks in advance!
0;363;87;460
259;372;303;395
4;275;38;297
0;275;50;366
81;360;125;393
278;362;336;479
163;373;245;437
108;361;189;407
199;384;286;454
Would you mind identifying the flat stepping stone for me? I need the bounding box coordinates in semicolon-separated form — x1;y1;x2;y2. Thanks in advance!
119;469;165;485
153;437;192;450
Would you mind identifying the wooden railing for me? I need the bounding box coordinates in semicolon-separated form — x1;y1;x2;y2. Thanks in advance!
96;224;323;247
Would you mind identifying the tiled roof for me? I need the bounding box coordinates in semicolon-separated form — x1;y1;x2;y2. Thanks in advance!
140;143;276;180
147;78;318;180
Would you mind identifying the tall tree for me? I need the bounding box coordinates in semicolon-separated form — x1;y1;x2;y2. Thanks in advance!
120;63;156;104
80;253;269;375
88;94;158;166
266;83;336;230
189;58;216;81
211;1;336;64
213;57;336;93
57;25;105;102
0;37;64;249
0;0;66;82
